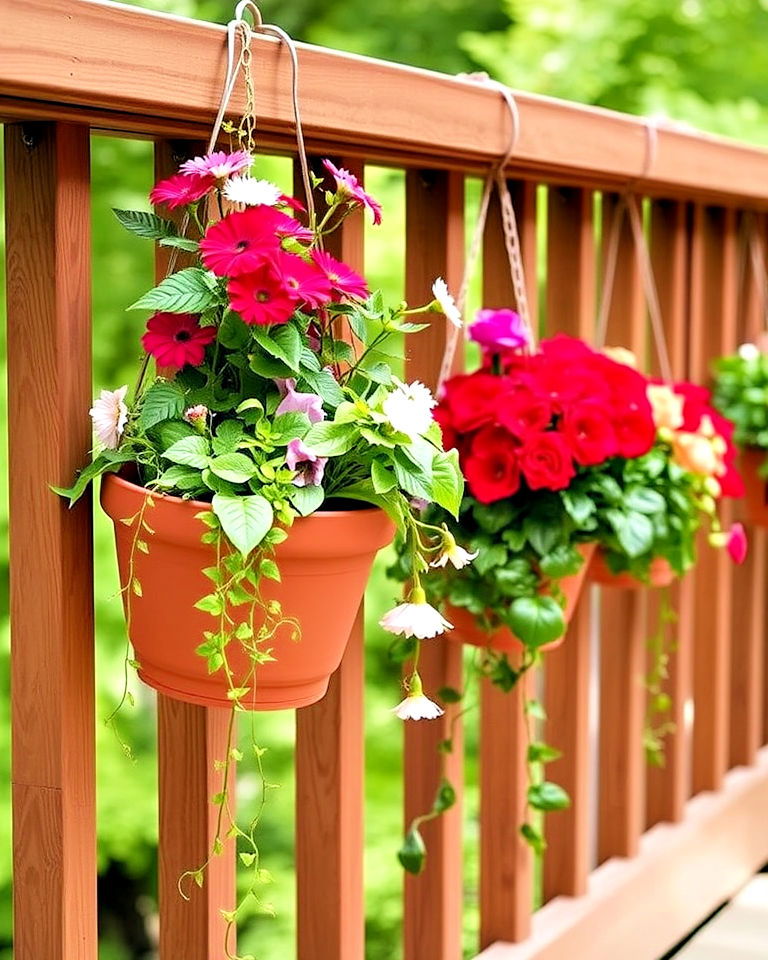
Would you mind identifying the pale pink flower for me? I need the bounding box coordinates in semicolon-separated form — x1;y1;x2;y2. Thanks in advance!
275;378;326;423
379;587;452;639
184;405;209;433
89;386;129;449
180;150;252;180
285;438;327;487
322;159;382;225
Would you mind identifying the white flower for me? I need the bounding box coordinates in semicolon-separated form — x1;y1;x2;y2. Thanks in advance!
382;378;437;439
379;588;452;639
739;342;760;361
222;176;283;207
431;537;478;570
89;386;128;449
392;693;444;721
432;277;462;328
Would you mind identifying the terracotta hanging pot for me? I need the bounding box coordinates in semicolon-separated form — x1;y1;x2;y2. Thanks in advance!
445;542;595;653
588;550;675;589
740;447;768;528
101;474;395;710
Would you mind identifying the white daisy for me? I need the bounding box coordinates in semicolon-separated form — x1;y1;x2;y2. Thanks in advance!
738;342;760;361
382;378;436;439
222;176;283;207
391;673;444;721
432;277;462;328
431;536;478;570
89;386;128;449
379;588;452;639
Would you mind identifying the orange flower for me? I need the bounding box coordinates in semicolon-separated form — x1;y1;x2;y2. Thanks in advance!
672;432;719;476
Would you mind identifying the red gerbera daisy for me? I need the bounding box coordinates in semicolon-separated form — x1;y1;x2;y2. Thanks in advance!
199;207;313;278
149;172;213;210
141;313;217;369
311;249;369;300
274;251;333;309
227;263;299;326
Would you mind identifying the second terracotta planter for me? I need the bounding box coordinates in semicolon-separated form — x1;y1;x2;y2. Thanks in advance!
445;543;595;653
588;551;675;589
101;474;395;710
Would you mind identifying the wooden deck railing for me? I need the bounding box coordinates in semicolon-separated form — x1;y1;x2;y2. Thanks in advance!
4;3;768;959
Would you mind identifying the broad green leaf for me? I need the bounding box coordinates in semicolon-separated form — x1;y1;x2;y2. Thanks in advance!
431;448;463;517
271;411;312;442
507;595;564;649
158;236;199;252
624;486;667;515
113;208;177;240
212;493;274;556
289;484;325;516
162;435;211;468
397;825;426;875
371;459;397;494
212;420;245;455
128;267;219;313
432;778;456;814
561;489;595;525
527;781;571;812
154;464;206;491
303;421;356;456
51;449;134;505
251;323;302;372
527;742;563;764
209;453;257;484
138;380;186;430
608;509;655;557
218;311;251;349
301;367;345;405
539;544;584;579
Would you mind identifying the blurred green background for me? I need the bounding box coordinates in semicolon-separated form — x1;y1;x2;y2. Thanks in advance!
3;0;768;956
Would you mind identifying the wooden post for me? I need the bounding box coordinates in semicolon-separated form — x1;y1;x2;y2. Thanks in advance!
543;186;596;896
153;140;236;958
294;156;366;960
403;168;465;960
6;122;97;960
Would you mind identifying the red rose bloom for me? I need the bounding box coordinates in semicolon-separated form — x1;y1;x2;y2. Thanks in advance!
560;403;618;466
227;263;299;326
518;432;576;491
497;385;552;439
464;427;521;503
440;372;504;432
614;405;656;458
141;312;217;369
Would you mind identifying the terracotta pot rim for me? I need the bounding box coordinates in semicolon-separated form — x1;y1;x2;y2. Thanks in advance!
102;471;386;519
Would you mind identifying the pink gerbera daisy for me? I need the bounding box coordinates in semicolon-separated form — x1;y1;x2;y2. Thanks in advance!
149;172;213;210
227;263;299;326
141;313;217;369
311;249;369;300
180;150;252;180
322;159;383;225
274;251;333;309
200;207;312;278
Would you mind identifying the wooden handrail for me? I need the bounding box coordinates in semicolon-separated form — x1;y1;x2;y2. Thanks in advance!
2;0;768;203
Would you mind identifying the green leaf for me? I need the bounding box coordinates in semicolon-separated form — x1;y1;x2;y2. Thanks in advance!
624;486;667;515
397;826;426;875
212;420;245;455
371;459;397;494
158;235;199;252
209;453;257;484
271;411;312;442
432;778;456;814
251;323;302;372
524;513;563;557
472;543;508;575
162;435;211;469
431;449;463;517
301;367;345;406
539;544;584;579
154;464;205;492
52;449;134;505
139;380;186;430
212;494;274;556
303;421;356;456
249;351;295;379
113;208;177;240
507;595;564;649
609;509;655;558
218;311;251;349
527;742;562;764
527;781;571;812
520;822;547;855
437;686;463;704
289;484;325;516
561;489;595;525
128;267;219;313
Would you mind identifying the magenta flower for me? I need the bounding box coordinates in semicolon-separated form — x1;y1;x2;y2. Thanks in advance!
285;438;327;487
149;172;213;210
322;159;382;225
180;150;252;180
311;249;369;300
469;308;531;353
227;263;299;326
275;379;326;423
200;207;311;278
274;251;334;309
727;522;748;564
141;313;217;369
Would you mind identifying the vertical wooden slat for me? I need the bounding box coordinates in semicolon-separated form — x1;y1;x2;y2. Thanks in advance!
404;168;464;960
730;209;766;768
295;156;365;960
645;200;693;827
689;205;738;794
153;140;235;959
6;122;96;960
597;193;647;862
542;186;595;898
478;181;535;946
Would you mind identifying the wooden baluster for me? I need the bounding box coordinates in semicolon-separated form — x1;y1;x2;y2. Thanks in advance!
294;156;366;960
542;186;596;898
597;193;648;862
645;199;693;827
6;122;97;960
688;204;738;793
478;181;535;947
153;141;235;959
729;209;766;768
403;169;465;960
